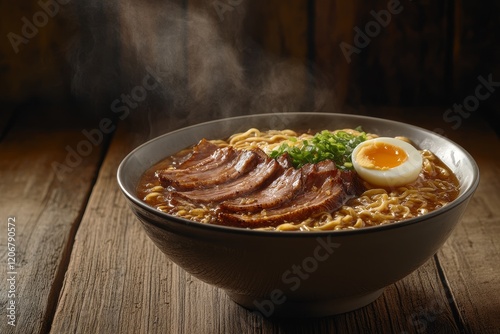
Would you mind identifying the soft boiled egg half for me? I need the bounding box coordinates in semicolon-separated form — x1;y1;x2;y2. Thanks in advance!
351;137;423;188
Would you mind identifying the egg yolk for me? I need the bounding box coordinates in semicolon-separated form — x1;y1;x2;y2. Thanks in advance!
356;142;408;170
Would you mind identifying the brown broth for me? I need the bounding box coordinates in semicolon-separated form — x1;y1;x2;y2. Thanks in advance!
136;137;460;230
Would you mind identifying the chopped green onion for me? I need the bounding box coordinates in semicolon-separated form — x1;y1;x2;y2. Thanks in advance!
269;128;367;170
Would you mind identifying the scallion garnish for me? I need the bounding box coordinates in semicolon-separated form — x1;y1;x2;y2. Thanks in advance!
269;128;367;170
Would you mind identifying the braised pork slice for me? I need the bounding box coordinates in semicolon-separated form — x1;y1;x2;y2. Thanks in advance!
219;167;302;212
156;142;366;229
218;160;337;214
175;139;220;168
276;153;293;169
174;159;282;203
158;146;237;183
217;174;345;228
159;148;261;190
339;170;366;196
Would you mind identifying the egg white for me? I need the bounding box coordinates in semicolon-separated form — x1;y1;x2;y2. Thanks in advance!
351;137;423;188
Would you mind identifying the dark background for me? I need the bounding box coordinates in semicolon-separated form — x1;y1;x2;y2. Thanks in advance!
1;0;499;135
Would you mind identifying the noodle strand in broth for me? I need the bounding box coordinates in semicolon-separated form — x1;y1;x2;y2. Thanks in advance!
137;129;460;231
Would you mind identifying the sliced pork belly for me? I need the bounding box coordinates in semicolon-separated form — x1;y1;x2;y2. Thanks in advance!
219;167;302;212
175;139;220;168
158;146;237;184
217;174;345;228
276;153;293;169
299;160;338;185
157;139;366;229
159;149;260;190
339;170;366;197
232;160;337;213
174;159;282;203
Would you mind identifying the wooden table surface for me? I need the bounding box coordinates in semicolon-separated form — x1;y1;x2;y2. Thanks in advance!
1;107;499;334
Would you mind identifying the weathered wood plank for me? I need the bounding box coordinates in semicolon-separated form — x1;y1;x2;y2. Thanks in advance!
50;122;249;333
0;1;76;104
436;129;500;333
243;259;460;334
49;123;158;333
0;108;105;334
244;0;308;60
242;0;314;113
185;0;248;121
356;259;457;334
186;0;318;117
314;1;358;108
369;260;461;334
315;1;450;107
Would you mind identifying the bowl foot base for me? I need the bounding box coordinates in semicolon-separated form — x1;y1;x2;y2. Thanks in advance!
226;288;385;318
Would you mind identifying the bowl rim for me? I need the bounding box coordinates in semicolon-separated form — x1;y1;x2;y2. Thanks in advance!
117;112;480;237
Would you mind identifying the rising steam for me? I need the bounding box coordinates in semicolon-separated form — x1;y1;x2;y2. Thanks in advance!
67;0;336;137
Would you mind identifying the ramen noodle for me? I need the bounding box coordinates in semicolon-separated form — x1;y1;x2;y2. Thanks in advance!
137;128;460;231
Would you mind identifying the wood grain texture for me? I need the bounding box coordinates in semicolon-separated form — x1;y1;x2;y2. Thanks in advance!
0;109;104;334
3;0;499;121
186;0;247;121
0;1;76;103
49;123;171;333
185;0;329;120
436;126;500;333
242;0;314;114
335;0;449;106
314;1;359;107
244;0;308;60
49;122;252;333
